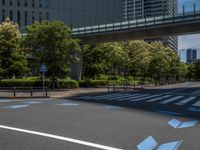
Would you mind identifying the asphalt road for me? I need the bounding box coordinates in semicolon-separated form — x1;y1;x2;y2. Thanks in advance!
0;81;200;150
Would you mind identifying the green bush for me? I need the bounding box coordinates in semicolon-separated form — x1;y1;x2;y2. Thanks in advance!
58;80;79;88
0;78;78;89
79;80;109;87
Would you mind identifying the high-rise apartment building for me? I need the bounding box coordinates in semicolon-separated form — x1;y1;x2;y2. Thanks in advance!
123;0;178;52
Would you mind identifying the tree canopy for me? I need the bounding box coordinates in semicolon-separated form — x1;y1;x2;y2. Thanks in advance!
0;18;29;78
23;21;81;79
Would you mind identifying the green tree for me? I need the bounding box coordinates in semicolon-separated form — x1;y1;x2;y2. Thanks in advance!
24;21;80;80
83;44;108;79
123;41;150;77
0;18;29;78
148;53;170;82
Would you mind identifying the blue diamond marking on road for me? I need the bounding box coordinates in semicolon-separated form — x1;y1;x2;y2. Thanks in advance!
154;110;182;116
137;136;158;150
0;100;15;103
168;119;198;129
2;105;29;109
57;102;79;106
96;105;122;110
23;101;42;104
168;119;182;128
157;140;182;150
178;121;198;128
188;107;200;112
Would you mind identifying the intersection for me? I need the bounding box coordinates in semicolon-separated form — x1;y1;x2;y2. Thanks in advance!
0;82;200;150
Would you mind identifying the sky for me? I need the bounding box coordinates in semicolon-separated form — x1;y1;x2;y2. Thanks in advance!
178;0;200;50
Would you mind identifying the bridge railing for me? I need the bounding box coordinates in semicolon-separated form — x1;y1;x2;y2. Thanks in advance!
73;10;200;36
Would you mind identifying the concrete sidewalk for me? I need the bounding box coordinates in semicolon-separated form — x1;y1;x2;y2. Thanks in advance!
50;88;108;98
0;88;109;99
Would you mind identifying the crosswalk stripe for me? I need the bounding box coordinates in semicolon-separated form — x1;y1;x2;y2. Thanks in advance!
147;95;172;103
175;97;196;105
107;94;140;101
117;94;141;101
130;94;160;102
159;96;184;104
192;100;200;107
94;93;123;100
121;94;150;101
106;94;133;100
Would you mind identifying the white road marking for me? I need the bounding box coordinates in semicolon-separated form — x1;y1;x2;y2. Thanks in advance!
0;125;123;150
94;93;123;100
159;96;184;104
117;94;140;101
147;95;172;103
107;94;133;100
175;97;196;106
130;94;160;102
123;94;150;101
192;100;200;107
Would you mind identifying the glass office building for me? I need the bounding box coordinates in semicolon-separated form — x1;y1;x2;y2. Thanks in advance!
123;0;178;52
0;0;123;32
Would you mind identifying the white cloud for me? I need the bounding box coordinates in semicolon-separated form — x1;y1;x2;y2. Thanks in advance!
178;34;200;50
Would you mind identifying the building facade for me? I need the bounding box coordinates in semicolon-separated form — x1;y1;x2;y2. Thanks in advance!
123;0;178;52
186;49;197;63
0;0;123;32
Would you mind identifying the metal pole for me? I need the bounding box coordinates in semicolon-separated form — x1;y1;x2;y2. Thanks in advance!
43;71;45;96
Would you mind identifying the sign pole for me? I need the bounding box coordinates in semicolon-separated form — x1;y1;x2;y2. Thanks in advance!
43;71;45;96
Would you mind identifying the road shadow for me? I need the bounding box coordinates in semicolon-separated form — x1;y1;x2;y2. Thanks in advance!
67;86;200;120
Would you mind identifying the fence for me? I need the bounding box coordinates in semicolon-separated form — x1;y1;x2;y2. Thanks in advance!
0;87;50;98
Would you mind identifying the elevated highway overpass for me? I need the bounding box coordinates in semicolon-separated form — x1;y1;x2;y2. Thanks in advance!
72;11;200;44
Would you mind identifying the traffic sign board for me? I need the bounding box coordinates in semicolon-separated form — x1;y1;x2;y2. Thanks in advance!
40;63;48;72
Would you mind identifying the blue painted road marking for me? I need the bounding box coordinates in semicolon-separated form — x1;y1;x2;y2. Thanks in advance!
168;119;182;128
137;136;182;150
96;105;122;110
188;107;200;112
137;136;158;150
178;120;198;128
154;110;182;116
23;101;42;104
0;100;15;103
168;119;198;128
2;105;29;109
57;102;79;106
157;140;182;150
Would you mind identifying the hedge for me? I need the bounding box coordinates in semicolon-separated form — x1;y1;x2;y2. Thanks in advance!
0;79;79;89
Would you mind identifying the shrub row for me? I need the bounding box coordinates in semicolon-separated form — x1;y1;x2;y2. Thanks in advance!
0;79;79;89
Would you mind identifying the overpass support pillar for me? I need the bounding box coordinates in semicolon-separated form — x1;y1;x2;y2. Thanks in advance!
70;45;83;80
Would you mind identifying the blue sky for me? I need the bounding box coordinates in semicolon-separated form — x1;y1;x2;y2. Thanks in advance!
178;0;200;50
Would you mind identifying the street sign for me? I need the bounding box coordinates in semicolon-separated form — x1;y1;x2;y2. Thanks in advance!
40;63;48;72
40;63;48;96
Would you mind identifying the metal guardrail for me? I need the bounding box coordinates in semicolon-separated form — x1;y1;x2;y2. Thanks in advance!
0;87;50;97
72;10;200;36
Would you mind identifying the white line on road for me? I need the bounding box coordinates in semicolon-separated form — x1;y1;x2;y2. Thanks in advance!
0;125;123;150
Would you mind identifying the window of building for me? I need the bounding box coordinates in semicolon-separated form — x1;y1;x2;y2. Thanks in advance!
10;10;13;20
39;0;42;8
9;0;13;6
17;0;21;6
46;12;49;20
46;0;49;8
32;0;35;7
32;11;35;24
2;0;5;6
24;11;28;26
17;10;21;26
39;12;42;22
2;9;5;22
24;0;28;7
